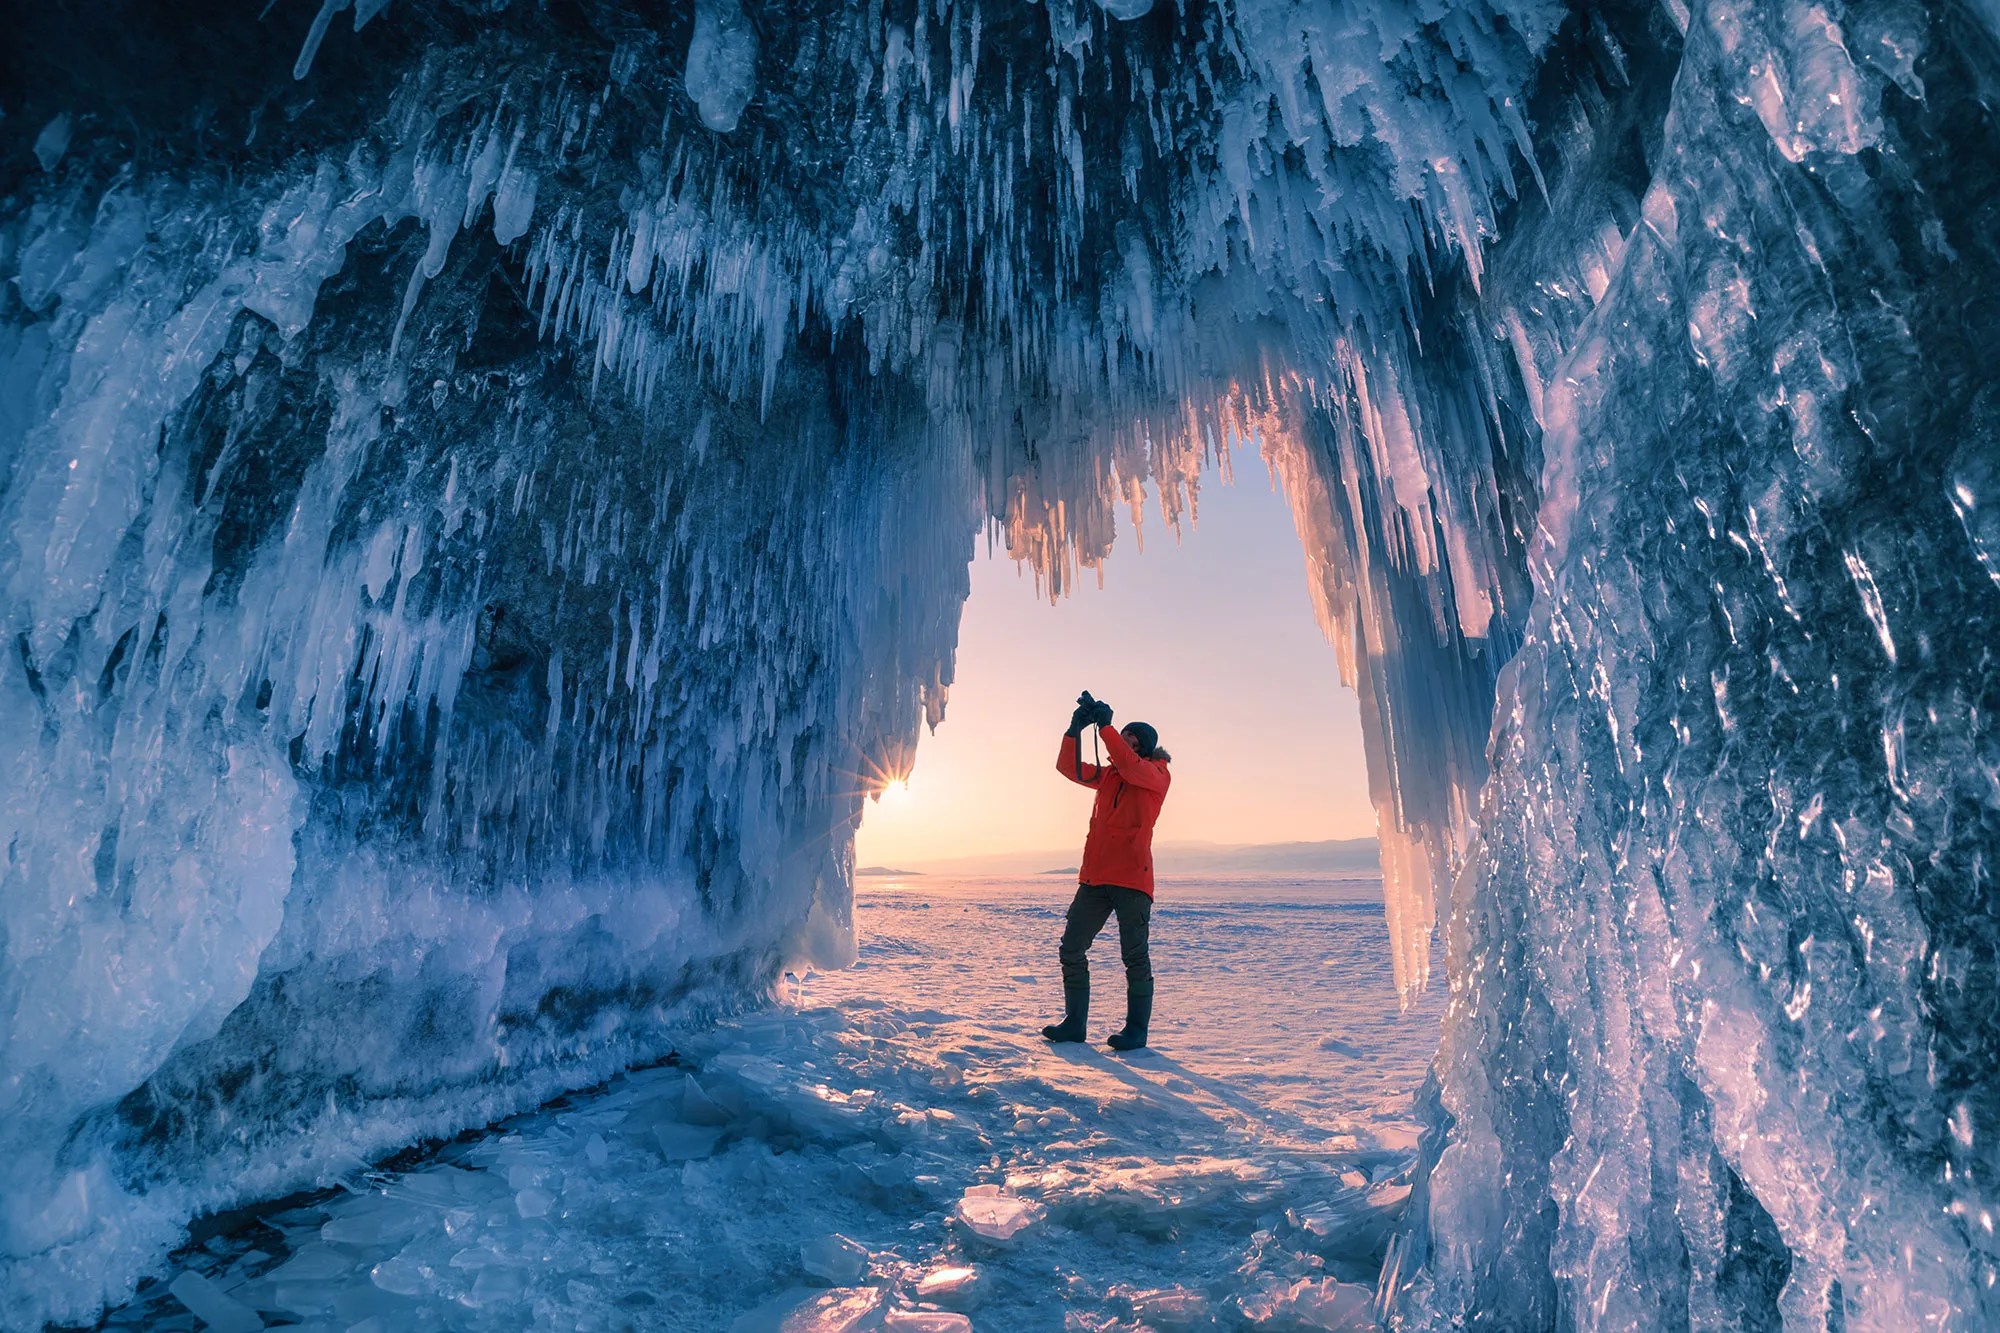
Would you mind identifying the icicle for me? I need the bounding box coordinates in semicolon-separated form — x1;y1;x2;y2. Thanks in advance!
294;0;352;80
684;0;760;133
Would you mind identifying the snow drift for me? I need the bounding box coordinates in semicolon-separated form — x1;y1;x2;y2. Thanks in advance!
1;0;1996;1326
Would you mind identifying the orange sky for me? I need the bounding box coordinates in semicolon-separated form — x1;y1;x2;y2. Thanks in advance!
853;449;1376;867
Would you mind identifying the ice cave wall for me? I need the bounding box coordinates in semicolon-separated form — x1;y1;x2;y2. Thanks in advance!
3;0;1999;1328
0;86;975;1325
1407;3;2000;1327
0;1;1560;1319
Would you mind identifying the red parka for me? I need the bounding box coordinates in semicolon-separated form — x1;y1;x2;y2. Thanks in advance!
1056;724;1172;897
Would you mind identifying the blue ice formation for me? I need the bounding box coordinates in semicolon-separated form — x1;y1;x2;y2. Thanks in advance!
2;0;1997;1327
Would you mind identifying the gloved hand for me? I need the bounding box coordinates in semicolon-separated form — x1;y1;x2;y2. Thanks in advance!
1089;699;1113;728
1065;703;1091;736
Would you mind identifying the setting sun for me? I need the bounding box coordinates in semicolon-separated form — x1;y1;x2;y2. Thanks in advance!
872;778;914;807
853;452;1375;873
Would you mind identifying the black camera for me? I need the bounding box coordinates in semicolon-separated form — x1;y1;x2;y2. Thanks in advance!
1073;690;1111;729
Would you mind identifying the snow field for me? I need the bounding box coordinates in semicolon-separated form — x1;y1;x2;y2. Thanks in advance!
105;880;1440;1331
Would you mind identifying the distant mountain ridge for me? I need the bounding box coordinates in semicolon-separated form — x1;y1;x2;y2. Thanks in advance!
903;837;1380;879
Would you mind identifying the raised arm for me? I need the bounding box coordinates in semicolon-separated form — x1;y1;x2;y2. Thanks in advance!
1098;724;1170;792
1056;733;1104;787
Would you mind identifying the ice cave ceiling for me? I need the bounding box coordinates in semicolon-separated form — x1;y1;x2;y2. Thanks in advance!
4;0;2000;1327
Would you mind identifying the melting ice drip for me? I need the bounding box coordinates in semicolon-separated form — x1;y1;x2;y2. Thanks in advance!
2;0;1998;1327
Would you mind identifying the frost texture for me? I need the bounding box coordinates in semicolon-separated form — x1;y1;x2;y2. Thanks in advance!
3;0;1999;1327
1404;3;2000;1327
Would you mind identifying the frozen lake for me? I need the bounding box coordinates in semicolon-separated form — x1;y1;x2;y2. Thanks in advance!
102;877;1442;1332
825;877;1441;1148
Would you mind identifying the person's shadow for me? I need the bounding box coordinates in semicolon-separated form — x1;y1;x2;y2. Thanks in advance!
1042;1044;1350;1151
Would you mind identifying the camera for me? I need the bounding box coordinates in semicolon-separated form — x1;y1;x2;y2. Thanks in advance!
1073;690;1111;729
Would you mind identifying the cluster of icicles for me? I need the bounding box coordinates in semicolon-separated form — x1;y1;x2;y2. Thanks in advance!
272;0;1565;997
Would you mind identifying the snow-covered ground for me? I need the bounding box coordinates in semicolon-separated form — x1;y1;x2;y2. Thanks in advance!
100;877;1442;1332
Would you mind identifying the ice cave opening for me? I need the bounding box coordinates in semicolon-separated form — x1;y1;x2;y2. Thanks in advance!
849;443;1379;876
5;0;2000;1327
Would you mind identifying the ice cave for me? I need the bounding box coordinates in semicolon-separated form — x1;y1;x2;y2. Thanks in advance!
2;0;1997;1327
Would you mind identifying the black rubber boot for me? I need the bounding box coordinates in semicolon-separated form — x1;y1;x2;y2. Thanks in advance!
1041;979;1089;1043
1107;984;1152;1051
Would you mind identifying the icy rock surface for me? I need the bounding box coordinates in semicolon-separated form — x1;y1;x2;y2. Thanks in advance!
4;0;2000;1326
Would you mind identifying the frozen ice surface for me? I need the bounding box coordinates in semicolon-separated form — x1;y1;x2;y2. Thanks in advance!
91;878;1437;1331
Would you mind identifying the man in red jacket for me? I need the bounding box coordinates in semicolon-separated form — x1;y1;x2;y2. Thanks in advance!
1042;692;1172;1051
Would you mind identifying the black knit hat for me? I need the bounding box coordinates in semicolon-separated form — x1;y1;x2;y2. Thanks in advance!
1123;721;1160;758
